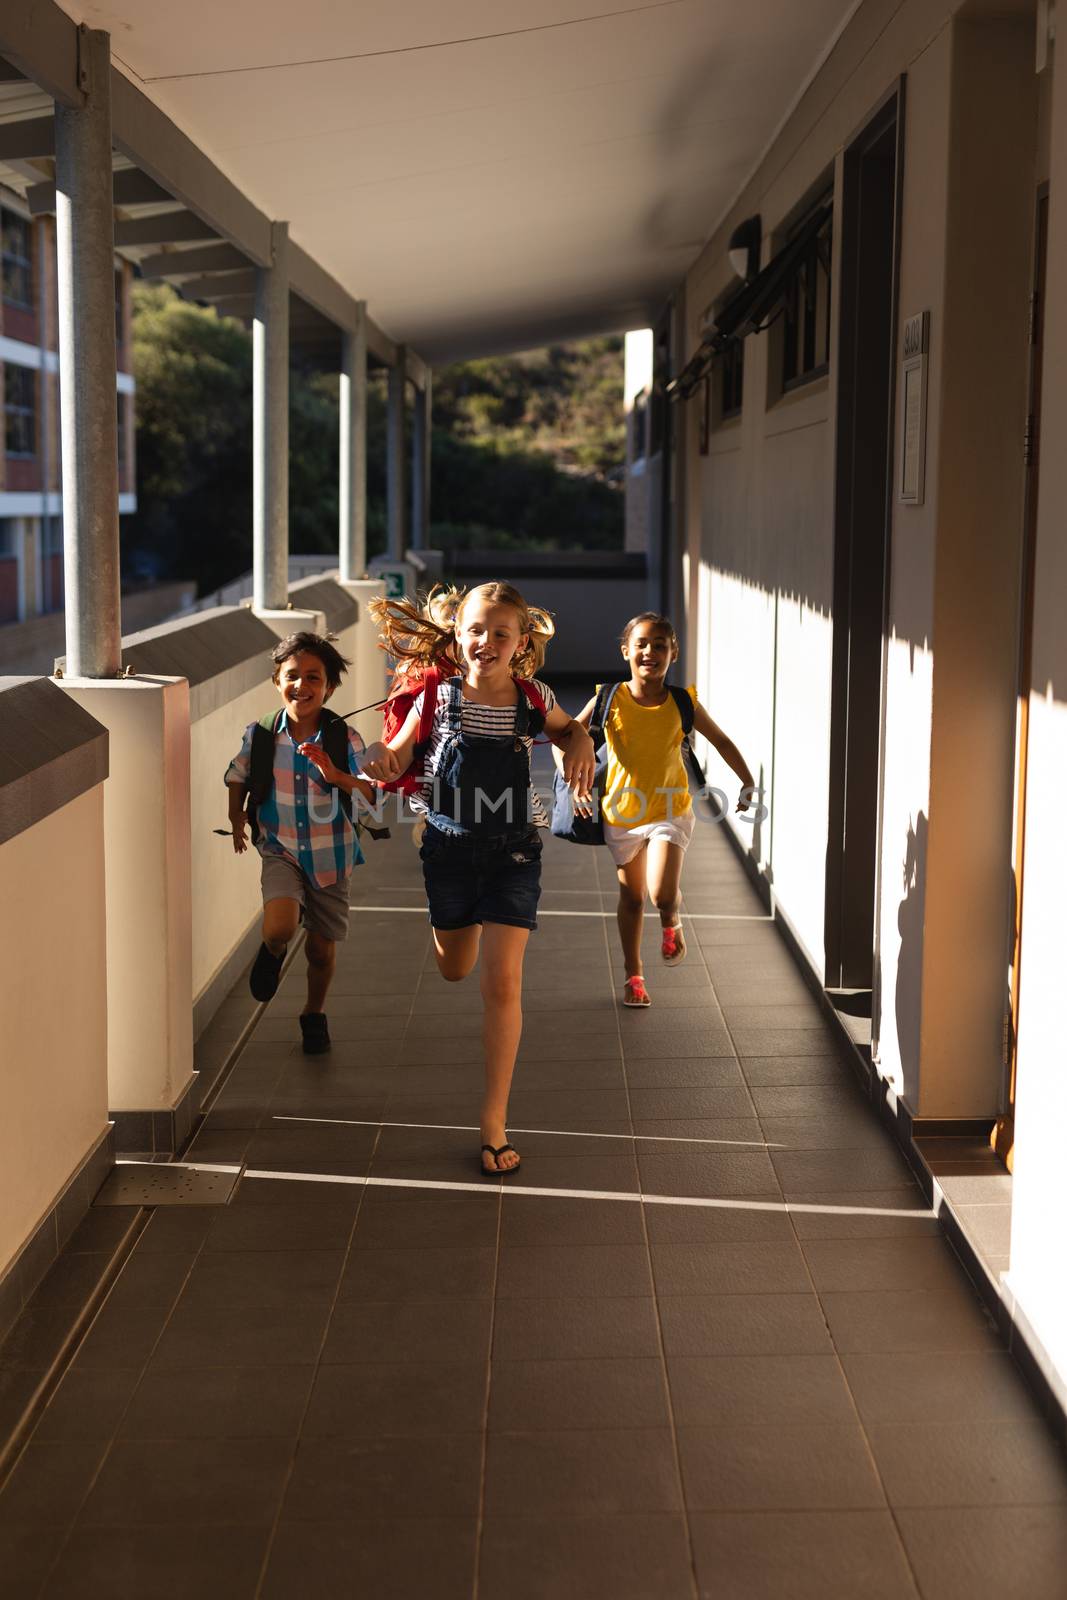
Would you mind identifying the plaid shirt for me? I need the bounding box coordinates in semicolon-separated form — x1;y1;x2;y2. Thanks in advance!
224;713;366;888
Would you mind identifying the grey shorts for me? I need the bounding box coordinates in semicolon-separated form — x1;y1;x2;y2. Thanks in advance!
260;854;350;943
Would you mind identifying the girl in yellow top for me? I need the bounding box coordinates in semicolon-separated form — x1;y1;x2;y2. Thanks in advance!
572;612;755;1007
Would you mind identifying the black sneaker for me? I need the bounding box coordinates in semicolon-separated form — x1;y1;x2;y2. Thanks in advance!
249;942;285;1002
300;1012;331;1055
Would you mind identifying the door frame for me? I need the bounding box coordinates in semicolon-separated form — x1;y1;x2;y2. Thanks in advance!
991;183;1048;1168
825;80;905;1001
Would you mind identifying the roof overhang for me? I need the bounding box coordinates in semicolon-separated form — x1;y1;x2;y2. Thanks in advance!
3;1;859;367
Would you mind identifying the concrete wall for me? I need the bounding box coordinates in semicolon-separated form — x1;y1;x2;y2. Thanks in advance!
0;680;110;1292
682;2;1039;1105
1;790;110;1280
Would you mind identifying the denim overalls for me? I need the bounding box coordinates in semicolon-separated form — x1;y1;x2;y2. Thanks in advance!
419;678;547;931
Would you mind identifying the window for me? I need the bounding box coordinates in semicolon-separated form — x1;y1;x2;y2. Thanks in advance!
780;198;832;391
41;517;63;613
4;365;37;457
1;209;32;308
719;339;744;421
0;519;18;625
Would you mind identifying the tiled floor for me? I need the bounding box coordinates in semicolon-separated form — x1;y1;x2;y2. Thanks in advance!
2;753;1066;1598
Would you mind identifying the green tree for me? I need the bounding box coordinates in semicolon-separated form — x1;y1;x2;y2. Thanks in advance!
130;283;253;592
131;285;625;590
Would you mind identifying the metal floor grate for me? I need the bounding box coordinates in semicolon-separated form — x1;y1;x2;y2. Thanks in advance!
93;1161;242;1206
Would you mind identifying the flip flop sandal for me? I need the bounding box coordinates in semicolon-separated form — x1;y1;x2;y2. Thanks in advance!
623;976;651;1007
481;1143;522;1176
661;925;687;965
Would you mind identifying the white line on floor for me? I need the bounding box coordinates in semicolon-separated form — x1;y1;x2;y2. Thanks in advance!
241;1166;933;1219
270;1114;779;1149
349;906;772;920
116;1159;242;1174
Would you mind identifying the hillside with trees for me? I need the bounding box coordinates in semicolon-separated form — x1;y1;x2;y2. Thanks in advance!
129;284;625;594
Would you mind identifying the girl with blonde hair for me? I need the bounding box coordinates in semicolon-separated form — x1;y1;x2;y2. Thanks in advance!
361;581;595;1174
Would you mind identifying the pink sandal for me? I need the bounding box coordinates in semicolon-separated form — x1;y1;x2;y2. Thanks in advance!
661;924;687;966
623;975;651;1007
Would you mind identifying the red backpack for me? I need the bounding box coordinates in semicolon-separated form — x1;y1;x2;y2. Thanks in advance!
378;664;547;795
378;663;453;796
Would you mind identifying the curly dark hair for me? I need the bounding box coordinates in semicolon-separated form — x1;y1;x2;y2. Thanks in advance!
270;631;351;692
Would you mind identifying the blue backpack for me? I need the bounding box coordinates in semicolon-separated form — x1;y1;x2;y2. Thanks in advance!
551;683;703;845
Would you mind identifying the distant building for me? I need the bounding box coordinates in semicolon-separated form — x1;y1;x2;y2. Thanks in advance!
0;201;135;624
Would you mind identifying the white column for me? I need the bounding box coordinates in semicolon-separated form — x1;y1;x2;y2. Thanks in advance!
333;577;389;709
253;220;290;613
339;307;367;582
54;27;120;678
386;349;407;559
58;675;195;1128
411;369;432;550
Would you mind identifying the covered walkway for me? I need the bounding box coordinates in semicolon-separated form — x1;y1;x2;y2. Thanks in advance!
2;747;1064;1599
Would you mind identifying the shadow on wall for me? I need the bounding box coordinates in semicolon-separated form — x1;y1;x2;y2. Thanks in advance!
896;810;928;1104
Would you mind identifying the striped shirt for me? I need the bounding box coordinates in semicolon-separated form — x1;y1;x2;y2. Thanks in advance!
412;677;557;828
224;714;366;888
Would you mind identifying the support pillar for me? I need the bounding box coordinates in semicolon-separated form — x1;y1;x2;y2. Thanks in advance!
58;675;196;1149
253;220;290;614
54;26;120;679
411;369;432;551
339;307;368;582
386;348;407;559
335;577;389;708
54;29;195;1146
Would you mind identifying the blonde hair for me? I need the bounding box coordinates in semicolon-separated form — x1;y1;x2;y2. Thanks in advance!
370;580;555;682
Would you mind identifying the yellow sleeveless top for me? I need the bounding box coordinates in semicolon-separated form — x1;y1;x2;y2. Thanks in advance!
601;682;697;828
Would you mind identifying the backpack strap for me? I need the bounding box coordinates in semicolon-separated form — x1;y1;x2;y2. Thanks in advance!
667;685;707;788
413;665;442;758
515;679;547;738
246;711;282;845
319;708;354;826
667;685;695;735
517;679;545;714
589;682;621;748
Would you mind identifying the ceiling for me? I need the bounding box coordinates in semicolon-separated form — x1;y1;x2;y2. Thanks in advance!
51;1;855;363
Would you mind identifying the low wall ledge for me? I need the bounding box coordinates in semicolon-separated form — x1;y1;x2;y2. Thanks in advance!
93;606;280;724
0;677;109;846
118;606;279;688
287;575;359;634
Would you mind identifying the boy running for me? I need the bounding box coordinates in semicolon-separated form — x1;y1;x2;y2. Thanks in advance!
225;631;373;1054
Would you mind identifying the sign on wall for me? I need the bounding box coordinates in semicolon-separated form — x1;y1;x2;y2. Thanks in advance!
373;564;408;600
899;311;929;506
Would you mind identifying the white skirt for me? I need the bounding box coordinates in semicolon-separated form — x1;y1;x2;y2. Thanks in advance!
604;807;696;866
